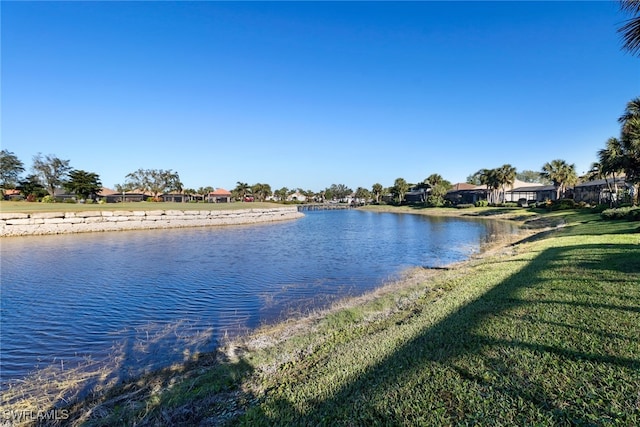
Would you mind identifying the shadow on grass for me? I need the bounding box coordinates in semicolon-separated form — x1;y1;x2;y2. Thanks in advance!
2;320;246;426
244;242;640;425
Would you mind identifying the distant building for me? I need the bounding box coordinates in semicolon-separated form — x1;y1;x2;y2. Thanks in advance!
208;188;232;203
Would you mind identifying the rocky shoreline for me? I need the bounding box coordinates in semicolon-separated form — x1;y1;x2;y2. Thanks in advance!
0;206;304;237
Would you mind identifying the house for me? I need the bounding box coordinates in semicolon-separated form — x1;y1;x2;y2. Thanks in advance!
100;187;148;203
445;183;486;205
208;188;232;203
504;183;556;204
161;193;189;203
287;191;307;202
405;187;428;203
2;189;23;200
573;177;630;205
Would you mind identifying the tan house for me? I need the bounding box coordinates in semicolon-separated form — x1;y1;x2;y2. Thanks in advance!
208;188;232;203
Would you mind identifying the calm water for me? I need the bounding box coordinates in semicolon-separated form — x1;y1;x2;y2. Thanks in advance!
0;210;518;387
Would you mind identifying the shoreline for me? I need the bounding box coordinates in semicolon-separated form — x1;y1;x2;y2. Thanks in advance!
0;207;539;420
0;206;304;237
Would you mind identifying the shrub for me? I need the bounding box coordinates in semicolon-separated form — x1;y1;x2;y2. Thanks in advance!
475;200;489;207
601;206;640;221
628;208;640;221
26;194;37;202
591;204;610;213
550;199;577;211
63;198;77;203
41;195;55;203
456;204;475;209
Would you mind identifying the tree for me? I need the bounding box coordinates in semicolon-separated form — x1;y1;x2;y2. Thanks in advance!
251;183;272;202
619;0;640;56
496;164;517;203
474;168;500;204
197;186;214;202
618;96;640;203
425;173;452;206
598;137;625;203
517;170;550;184
0;150;25;189
392;178;409;204
125;168;181;201
183;188;196;202
233;182;251;201
17;174;47;199
354;187;371;205
371;183;383;204
540;159;578;200
327;184;352;201
32;153;72;197
274;187;289;201
64;170;102;200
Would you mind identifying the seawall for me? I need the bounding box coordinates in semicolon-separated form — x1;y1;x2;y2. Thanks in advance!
0;207;304;237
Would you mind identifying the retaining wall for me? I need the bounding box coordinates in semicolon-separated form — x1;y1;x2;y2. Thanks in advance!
0;207;304;237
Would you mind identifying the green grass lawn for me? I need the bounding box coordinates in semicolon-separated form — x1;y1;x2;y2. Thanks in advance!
9;208;640;426
0;200;283;213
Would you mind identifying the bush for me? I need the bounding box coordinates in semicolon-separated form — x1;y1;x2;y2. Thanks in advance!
475;200;489;207
550;199;577;211
628;208;640;221
456;204;475;209
41;195;55;203
26;194;37;202
591;204;610;213
601;206;640;221
63;198;77;203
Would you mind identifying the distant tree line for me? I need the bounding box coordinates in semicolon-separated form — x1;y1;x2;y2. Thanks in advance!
2;96;639;205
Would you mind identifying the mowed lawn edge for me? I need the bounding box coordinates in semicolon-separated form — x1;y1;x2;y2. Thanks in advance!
11;209;640;426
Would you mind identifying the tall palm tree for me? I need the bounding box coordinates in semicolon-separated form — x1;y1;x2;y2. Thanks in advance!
371;183;383;204
497;164;517;203
619;0;640;56
541;159;578;200
618;96;640;203
393;178;409;204
197;186;214;202
477;168;501;204
233;181;251;201
598;137;625;199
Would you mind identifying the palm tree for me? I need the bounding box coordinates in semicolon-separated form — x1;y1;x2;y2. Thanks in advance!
618;96;640;203
371;183;383;204
392;178;409;204
619;0;640;56
233;182;251;201
476;168;500;205
197;186;214;202
598;137;625;202
540;159;578;200
251;183;272;202
497;164;517;203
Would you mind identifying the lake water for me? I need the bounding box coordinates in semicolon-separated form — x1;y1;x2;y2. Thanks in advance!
0;209;518;389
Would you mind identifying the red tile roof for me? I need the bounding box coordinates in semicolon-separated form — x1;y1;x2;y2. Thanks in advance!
210;188;231;196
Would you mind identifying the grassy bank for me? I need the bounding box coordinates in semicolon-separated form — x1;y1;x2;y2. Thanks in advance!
0;200;281;213
5;208;640;426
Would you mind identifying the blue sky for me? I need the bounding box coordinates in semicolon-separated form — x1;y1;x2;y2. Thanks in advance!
2;1;639;192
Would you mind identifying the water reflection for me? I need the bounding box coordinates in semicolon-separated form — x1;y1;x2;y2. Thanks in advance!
0;210;518;392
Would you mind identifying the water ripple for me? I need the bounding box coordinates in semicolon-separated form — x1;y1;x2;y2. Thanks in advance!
0;210;518;387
